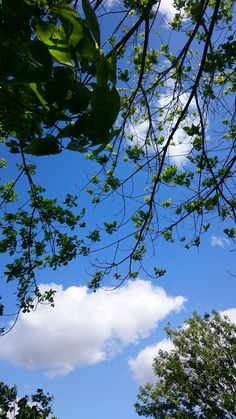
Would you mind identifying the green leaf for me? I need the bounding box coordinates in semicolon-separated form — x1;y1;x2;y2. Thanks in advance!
36;21;72;65
66;82;91;114
52;6;84;47
82;0;100;46
97;55;110;86
183;124;201;136
224;227;236;239
45;67;72;107
96;53;117;86
24;137;61;156
109;51;117;85
154;267;166;277
66;140;86;152
29;83;49;109
22;40;52;69
91;86;120;128
66;86;120;147
48;46;72;66
104;221;117;234
76;31;96;61
161;198;172;207
35;21;55;46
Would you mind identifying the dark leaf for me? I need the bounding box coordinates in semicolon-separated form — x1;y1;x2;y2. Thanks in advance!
91;86;120;128
24;137;61;156
82;0;100;46
66;82;91;114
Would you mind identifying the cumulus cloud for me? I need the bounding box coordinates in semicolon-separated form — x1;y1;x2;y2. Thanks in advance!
129;339;174;385
210;235;230;248
153;0;177;21
0;280;185;377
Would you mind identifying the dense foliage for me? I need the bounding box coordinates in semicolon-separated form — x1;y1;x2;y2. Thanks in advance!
1;0;120;154
0;382;56;418
135;312;236;418
0;0;235;331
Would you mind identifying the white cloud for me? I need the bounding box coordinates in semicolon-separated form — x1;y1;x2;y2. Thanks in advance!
105;0;177;20
129;339;174;385
166;127;192;166
0;280;185;377
221;308;236;324
210;235;230;248
158;91;199;167
128;91;198;167
153;0;177;21
129;120;151;148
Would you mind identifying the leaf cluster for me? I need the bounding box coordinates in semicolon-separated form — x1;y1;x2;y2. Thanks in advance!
0;0;120;155
0;382;56;418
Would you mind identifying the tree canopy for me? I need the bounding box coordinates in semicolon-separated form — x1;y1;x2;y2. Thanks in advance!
0;0;235;332
135;311;236;418
0;382;56;418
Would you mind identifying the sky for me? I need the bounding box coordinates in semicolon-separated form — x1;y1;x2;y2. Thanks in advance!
1;1;236;418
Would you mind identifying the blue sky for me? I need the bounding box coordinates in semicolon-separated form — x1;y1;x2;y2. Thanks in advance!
1;1;236;418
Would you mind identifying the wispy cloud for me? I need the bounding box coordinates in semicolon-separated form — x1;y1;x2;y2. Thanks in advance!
128;120;151;149
128;91;199;167
104;0;119;8
0;280;185;377
210;235;230;248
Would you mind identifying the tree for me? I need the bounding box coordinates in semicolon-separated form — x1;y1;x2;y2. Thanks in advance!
0;382;56;418
135;312;236;418
0;0;235;331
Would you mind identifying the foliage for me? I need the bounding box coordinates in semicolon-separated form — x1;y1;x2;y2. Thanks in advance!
0;0;120;154
135;312;236;418
0;0;235;331
0;382;56;418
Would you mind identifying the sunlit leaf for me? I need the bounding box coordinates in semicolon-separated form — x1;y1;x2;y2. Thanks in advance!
35;21;55;46
52;6;84;47
29;83;49;109
36;20;72;65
